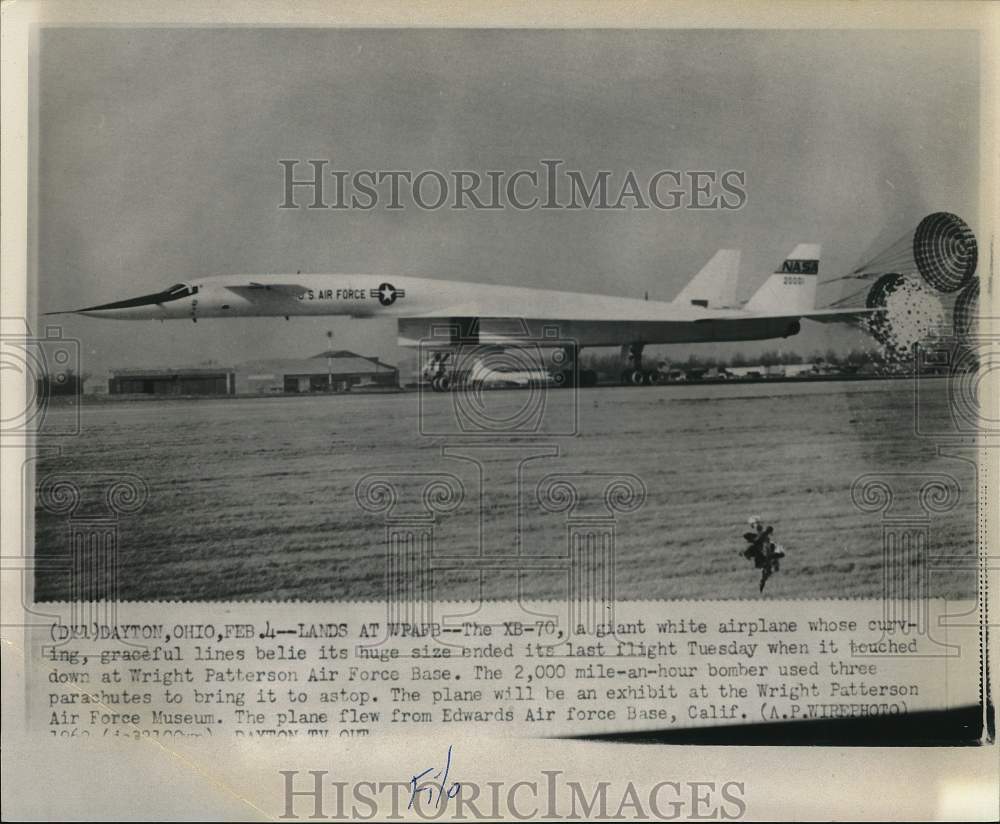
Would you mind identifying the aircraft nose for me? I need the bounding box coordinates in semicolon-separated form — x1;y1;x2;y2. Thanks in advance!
45;286;181;319
75;306;154;319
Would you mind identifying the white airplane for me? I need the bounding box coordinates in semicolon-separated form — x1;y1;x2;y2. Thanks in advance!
49;244;872;389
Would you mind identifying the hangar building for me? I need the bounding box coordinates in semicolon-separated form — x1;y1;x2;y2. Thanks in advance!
108;351;397;396
235;350;398;394
108;367;236;396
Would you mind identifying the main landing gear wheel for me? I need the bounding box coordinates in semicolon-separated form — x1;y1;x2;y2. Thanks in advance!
424;352;455;392
621;342;655;387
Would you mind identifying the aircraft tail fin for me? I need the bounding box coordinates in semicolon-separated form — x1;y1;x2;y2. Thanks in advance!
674;249;740;308
743;243;820;314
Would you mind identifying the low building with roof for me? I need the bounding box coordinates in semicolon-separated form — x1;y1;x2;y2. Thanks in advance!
234;350;398;394
108;351;398;396
108;366;236;395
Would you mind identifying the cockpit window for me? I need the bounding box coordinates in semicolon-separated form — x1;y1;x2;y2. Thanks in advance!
166;283;198;298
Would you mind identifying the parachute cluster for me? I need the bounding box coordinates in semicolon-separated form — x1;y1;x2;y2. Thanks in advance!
835;212;980;359
864;275;947;356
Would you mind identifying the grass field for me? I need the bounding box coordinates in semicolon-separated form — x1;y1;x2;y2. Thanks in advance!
33;379;976;601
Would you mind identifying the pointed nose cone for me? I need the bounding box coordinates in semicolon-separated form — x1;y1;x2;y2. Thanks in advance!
41;308;122;319
44;304;163;320
44;286;184;320
41;308;127;319
79;306;156;320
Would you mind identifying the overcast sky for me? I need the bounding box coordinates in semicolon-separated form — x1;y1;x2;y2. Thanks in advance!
34;28;979;374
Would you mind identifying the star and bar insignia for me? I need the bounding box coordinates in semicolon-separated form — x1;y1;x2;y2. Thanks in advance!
372;283;406;306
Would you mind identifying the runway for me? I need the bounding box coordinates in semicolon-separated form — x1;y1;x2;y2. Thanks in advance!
33;378;976;601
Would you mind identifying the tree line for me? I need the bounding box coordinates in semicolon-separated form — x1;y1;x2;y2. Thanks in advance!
579;348;886;373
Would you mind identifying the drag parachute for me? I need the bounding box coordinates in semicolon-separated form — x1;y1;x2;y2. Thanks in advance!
953;278;979;340
850;211;978;293
912;212;978;293
863;273;906;348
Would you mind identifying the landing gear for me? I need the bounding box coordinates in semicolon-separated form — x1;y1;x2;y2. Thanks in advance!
424;352;454;392
423;345;598;392
619;343;661;386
